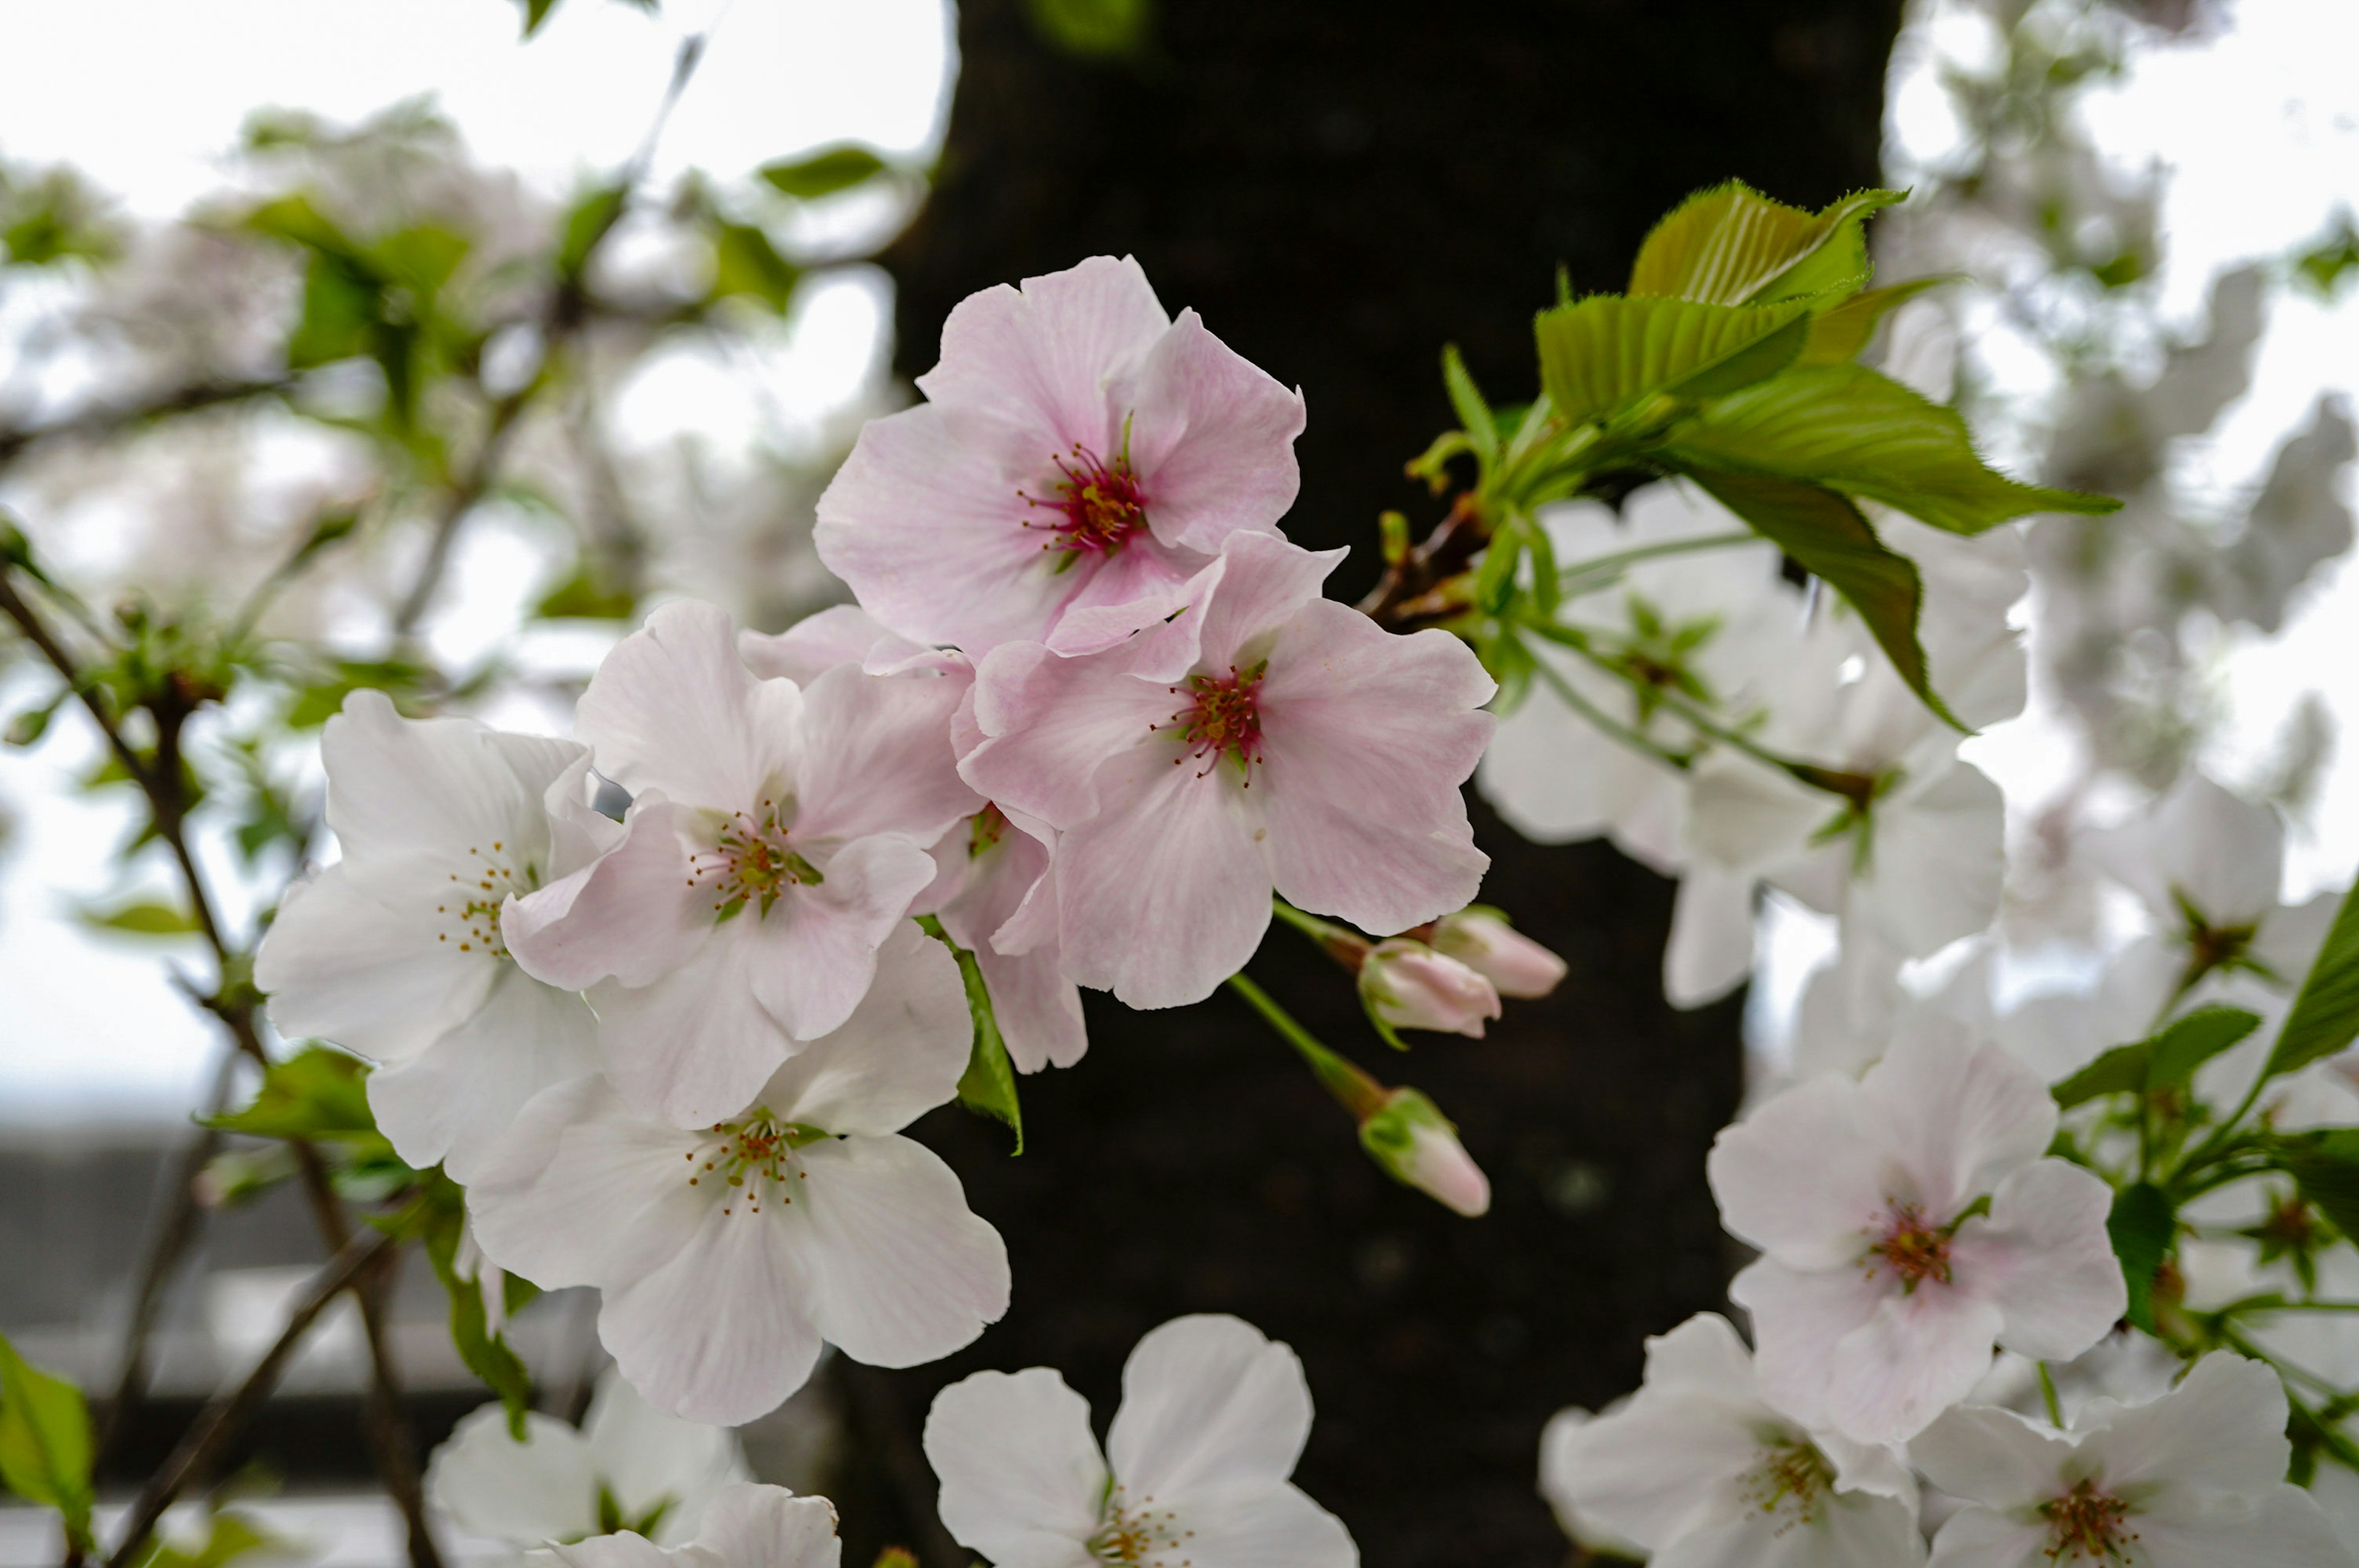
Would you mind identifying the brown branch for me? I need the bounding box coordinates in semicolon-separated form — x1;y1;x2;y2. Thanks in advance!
0;376;297;470
103;1230;393;1568
1354;491;1490;629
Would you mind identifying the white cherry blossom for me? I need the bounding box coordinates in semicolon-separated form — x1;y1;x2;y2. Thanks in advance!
542;1484;840;1568
468;922;1009;1425
923;1314;1356;1568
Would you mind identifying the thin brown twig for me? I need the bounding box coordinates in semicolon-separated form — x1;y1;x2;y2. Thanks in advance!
1355;491;1490;628
102;1230;393;1568
0;376;297;470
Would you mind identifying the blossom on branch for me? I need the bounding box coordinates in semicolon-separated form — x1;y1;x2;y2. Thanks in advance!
542;1484;842;1568
1427;907;1567;999
923;1314;1357;1568
1708;1025;2125;1445
1358;938;1501;1039
962;531;1495;1008
815;255;1305;658
468;922;1009;1425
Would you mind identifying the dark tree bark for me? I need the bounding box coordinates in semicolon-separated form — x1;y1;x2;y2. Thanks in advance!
852;4;1904;1565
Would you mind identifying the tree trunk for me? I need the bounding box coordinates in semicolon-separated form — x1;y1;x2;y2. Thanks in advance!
854;4;1903;1564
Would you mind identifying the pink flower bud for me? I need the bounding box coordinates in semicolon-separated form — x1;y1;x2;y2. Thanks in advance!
1358;938;1501;1037
1360;1088;1491;1217
1430;907;1567;999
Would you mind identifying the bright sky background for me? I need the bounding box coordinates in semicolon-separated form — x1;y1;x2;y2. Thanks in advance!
2;0;2358;1117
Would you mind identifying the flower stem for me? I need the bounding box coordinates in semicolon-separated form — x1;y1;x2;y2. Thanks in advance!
1226;973;1388;1119
1522;645;1695;773
1555;529;1762;593
1270;898;1374;968
2038;1362;2063;1427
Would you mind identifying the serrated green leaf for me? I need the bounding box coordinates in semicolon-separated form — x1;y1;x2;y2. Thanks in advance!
1661;364;2118;536
1796;279;1943;367
1535;296;1810;430
2265;879;2359;1078
1629;182;1904;306
2052;1006;2263;1109
2107;1181;2175;1333
918;916;1023;1152
758;145;890;201
78;899;201;937
1687;470;1959;729
0;1333;93;1551
1440;345;1496;467
710;222;800;312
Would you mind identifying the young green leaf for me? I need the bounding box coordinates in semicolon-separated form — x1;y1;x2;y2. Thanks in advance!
758;145;891;201
1534;296;1811;431
77;899;202;937
2273;1129;2359;1244
131;1508;286;1568
2051;1006;2263;1109
1794;279;1944;367
1686;471;1960;729
2264;878;2359;1079
1628;182;1904;306
209;1046;383;1144
0;1333;95;1553
413;1183;537;1438
710;222;801;313
918;916;1023;1153
557;184;628;282
2107;1181;2176;1333
1440;345;1498;467
1662;364;2118;536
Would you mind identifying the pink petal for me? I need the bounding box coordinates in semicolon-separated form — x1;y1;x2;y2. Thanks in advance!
750;833;944;1042
1956;1158;2126;1362
1860;1031;2056;1221
1125;309;1307;553
737;605;935;685
1707;1075;1887;1270
928;819;1086;1072
575;601;796;809
1052;744;1273;1008
788;663;981;847
1190;531;1343;671
1038;532;1211;656
1256;603;1493;933
592;930;798;1129
962;642;1176;829
503;797;706;993
977;945;1089;1073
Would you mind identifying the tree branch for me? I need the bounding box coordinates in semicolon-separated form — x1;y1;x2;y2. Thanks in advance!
0;377;297;472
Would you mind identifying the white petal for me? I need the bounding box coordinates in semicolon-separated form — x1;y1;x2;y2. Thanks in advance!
1640;1313;1761;1400
1727;1258;1877;1437
1159;1483;1356;1568
577;601;796;809
2086;1350;2292;1495
1544;1390;1760;1547
581;1368;750;1542
1684;752;1825;873
1707;1076;1887;1270
1909;1402;2075;1510
737;606;930;685
601;1203;824;1426
922;1367;1106;1566
788;663;980;848
257;862;495;1064
1852;760;2005;959
748;833;942;1042
426;1403;599;1545
1860;1029;2056;1220
1960;1160;2126;1363
504;797;707;993
320;690;572;865
755;920;969;1137
367;967;598;1183
2134;1484;2352;1568
2089;772;2285;928
1106;1315;1313;1503
593;932;797;1131
793;1135;1009;1368
1653;1489;1928;1568
1823;1282;2007;1446
545;1531;695;1568
692;1484;843;1568
1664;864;1760;1008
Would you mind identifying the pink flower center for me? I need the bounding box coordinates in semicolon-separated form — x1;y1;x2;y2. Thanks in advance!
2039;1479;2135;1562
688;800;824;922
1160;662;1267;779
1865;1201;1953;1292
1020;444;1148;558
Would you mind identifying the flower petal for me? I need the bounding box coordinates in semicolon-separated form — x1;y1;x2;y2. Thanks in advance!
593;930;797;1130
1664;865;1759;1009
923;1367;1106;1567
1957;1160;2126;1363
692;1484;843;1568
1727;1257;1881;1436
257;862;494;1064
1186;531;1341;671
793;1134;1009;1368
961;642;1177;829
1123;311;1305;555
755;919;969;1137
580;1368;751;1543
1852;760;2004;959
576;601;796;809
2087;1350;2292;1495
750;833;942;1042
319;689;575;866
1908;1401;2075;1511
1860;1029;2056;1221
504;797;707;993
424;1403;599;1545
788;663;980;848
1822;1281;2007;1446
366;966;598;1182
1159;1483;1356;1568
600;1201;824;1426
1106;1314;1313;1503
1707;1076;1886;1270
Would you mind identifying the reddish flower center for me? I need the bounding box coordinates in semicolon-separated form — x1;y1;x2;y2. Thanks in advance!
1866;1201;1953;1292
1020;444;1148;558
1160;662;1267;779
2039;1479;2135;1562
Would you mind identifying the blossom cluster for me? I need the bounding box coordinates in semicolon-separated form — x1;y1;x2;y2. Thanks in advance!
254;255;1508;1427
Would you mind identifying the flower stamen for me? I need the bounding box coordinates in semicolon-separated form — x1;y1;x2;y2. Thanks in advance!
1088;1485;1191;1566
1020;443;1148;562
1864;1201;1954;1292
1155;662;1268;781
687;1109;828;1216
1735;1438;1834;1534
2039;1478;2136;1562
435;843;525;958
688;799;823;922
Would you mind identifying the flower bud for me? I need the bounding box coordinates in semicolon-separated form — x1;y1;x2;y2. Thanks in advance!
1359;1088;1490;1217
1430;907;1567;999
1358;938;1500;1038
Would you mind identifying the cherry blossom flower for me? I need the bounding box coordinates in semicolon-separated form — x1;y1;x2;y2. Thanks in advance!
254;691;609;1181
1912;1352;2349;1567
923;1314;1356;1568
1708;1024;2125;1445
467;922;1009;1425
1428;907;1567;998
1542;1313;1927;1567
1358;938;1500;1038
544;1484;840;1568
962;531;1495;1008
815;255;1305;658
1360;1089;1491;1217
503;601;979;1127
427;1368;748;1550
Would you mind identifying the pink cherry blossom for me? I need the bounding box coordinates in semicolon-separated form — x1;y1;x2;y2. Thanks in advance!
1707;1023;2126;1446
503;601;980;1127
1429;907;1568;999
961;531;1495;1008
814;256;1306;658
1358;938;1501;1038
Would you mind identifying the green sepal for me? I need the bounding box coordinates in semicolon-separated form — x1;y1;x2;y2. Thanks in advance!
710;221;801;313
2051;1006;2264;1109
2107;1181;2177;1333
2263;878;2359;1080
917;916;1023;1153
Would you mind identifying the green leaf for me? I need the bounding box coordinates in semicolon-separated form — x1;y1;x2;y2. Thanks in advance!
1025;0;1151;57
1628;182;1904;306
533;561;636;621
2266;879;2359;1079
1686;470;1958;728
2107;1181;2176;1333
518;0;561;34
371;224;470;297
2278;1130;2359;1241
2052;1006;2264;1109
208;1046;383;1145
1660;364;2119;536
413;1179;537;1437
710;222;801;312
558;184;628;281
1440;345;1497;467
78;899;202;937
132;1508;288;1568
758;145;891;201
0;1333;94;1552
1535;296;1810;430
1795;279;1943;367
285;252;380;370
918;916;1023;1152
